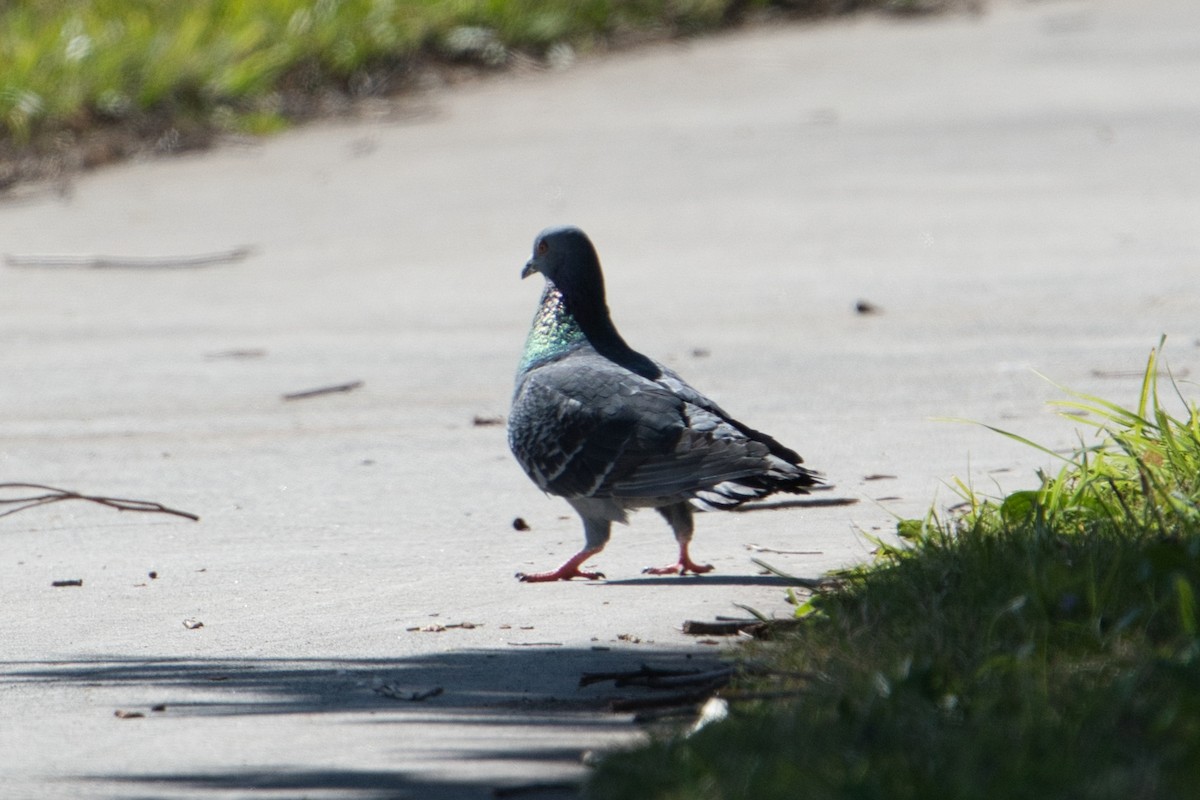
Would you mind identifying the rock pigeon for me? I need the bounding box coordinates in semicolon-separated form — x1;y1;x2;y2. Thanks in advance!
508;226;822;582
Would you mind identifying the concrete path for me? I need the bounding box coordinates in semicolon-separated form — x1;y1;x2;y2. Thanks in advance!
2;0;1198;796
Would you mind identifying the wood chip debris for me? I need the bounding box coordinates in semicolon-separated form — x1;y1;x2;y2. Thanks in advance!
405;621;480;632
182;618;204;630
472;415;504;427
113;710;145;719
51;579;83;587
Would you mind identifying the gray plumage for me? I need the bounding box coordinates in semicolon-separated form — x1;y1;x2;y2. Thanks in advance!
508;226;821;582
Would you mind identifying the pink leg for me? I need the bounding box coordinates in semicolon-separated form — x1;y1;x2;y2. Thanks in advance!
517;548;606;582
645;503;714;576
643;539;714;576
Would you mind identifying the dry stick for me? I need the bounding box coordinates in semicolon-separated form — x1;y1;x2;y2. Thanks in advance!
582;666;736;694
681;620;766;637
282;381;363;401
745;544;824;555
4;246;254;270
579;664;708;688
0;483;199;521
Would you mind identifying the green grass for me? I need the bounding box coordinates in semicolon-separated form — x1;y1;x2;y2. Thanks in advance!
586;340;1200;799
0;1;830;149
0;0;962;183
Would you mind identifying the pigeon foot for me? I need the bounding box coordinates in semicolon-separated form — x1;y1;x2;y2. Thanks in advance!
642;558;714;576
517;549;605;582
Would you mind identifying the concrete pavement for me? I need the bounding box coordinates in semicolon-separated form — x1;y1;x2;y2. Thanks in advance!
2;0;1198;796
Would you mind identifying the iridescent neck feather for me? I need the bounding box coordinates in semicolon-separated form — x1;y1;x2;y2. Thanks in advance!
519;283;588;372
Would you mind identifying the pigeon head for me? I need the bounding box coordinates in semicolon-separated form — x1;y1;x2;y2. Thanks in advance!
521;226;606;306
518;226;661;380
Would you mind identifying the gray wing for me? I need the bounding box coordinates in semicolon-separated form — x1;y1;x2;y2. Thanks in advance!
508;352;803;505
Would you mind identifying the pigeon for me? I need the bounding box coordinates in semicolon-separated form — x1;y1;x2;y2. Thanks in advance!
507;226;822;582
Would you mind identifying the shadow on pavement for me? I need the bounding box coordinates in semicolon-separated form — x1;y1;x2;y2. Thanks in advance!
601;573;805;587
4;645;720;798
78;769;586;800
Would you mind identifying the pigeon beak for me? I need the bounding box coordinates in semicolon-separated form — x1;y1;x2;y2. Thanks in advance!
521;259;539;279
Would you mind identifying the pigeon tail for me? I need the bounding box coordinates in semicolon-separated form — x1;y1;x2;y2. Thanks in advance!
687;457;822;512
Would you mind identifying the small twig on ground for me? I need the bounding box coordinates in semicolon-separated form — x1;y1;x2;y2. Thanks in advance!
582;664;735;693
282;380;363;401
745;543;824;555
4;246;254;270
681;619;765;637
680;613;809;640
204;348;266;360
0;483;199;521
580;664;708;688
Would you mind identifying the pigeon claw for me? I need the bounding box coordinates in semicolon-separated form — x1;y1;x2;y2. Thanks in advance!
642;558;715;576
516;549;605;582
517;566;605;582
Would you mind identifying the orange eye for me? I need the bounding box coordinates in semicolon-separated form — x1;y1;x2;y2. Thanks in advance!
536;241;549;256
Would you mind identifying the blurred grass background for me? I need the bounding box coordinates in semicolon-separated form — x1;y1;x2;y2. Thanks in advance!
0;0;960;187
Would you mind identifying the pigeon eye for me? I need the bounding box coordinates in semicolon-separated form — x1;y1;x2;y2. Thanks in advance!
536;241;549;256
